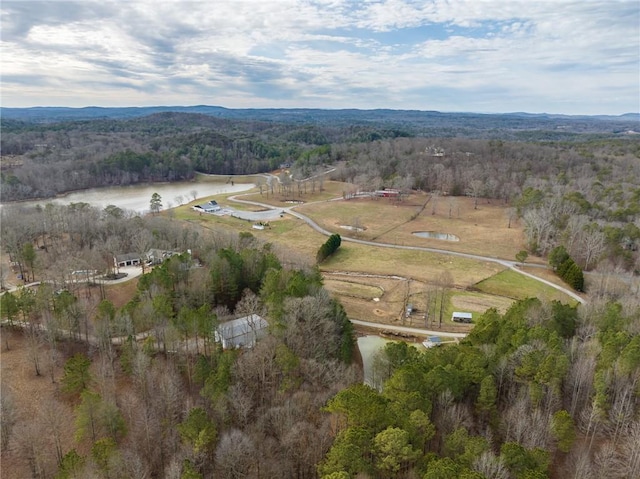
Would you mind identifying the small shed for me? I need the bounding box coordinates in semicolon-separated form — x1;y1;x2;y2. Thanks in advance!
405;304;413;318
215;314;268;349
452;312;473;323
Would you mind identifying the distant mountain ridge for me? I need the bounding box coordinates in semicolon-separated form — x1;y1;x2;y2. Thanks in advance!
1;105;638;136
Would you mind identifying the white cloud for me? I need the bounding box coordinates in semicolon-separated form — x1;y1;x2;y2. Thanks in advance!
0;0;637;113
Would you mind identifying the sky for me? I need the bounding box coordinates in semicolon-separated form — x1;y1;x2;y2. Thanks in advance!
1;0;638;115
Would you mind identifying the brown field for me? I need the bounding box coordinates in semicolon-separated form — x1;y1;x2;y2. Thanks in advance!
450;291;515;314
297;191;537;263
322;272;511;331
170;180;577;329
321;242;507;288
239;179;351;208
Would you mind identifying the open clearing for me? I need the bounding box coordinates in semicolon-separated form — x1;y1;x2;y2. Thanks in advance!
168;179;576;332
475;269;579;304
297;192;536;263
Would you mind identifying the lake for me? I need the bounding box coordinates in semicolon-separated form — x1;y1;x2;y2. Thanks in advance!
1;181;254;214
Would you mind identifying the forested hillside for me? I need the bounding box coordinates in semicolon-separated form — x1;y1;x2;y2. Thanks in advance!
321;297;640;478
1;108;639;478
1;209;357;478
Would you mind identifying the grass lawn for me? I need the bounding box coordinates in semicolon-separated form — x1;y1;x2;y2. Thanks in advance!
474;269;578;304
167;177;580;328
297;193;538;263
321;242;506;289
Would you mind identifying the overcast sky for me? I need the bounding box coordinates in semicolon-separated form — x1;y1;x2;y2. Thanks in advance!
1;0;638;114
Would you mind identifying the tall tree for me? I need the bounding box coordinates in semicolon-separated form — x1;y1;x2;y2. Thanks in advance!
61;353;93;396
150;192;163;215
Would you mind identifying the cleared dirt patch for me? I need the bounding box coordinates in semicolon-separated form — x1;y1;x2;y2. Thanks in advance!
450;291;514;314
323;279;384;299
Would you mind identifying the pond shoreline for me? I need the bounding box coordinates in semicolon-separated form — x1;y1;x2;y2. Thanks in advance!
0;180;254;213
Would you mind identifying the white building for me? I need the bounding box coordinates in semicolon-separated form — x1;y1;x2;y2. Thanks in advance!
451;312;473;323
214;314;268;349
193;200;221;214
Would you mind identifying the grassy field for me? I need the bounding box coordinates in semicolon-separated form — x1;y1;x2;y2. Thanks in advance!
239;179;351;207
321;242;506;288
166;178;577;331
297;192;536;263
474;269;579;304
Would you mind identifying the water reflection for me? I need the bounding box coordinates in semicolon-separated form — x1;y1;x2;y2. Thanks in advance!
412;231;460;241
358;335;392;388
1;181;254;213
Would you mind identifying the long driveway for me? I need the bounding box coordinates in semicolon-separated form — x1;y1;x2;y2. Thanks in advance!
227;194;585;305
350;319;468;338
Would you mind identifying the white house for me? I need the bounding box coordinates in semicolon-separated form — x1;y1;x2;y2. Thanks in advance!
451;312;473;323
214;314;268;349
193;200;221;214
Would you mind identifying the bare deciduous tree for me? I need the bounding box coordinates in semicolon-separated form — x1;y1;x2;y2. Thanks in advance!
215;429;256;479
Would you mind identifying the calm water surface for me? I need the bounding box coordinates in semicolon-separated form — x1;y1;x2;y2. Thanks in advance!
2;181;254;213
358;335;393;387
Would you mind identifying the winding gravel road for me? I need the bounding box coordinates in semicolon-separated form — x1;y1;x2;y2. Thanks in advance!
228;192;585;306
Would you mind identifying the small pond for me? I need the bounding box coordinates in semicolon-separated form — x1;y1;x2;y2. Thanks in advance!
358;335;392;388
413;231;460;242
358;335;427;389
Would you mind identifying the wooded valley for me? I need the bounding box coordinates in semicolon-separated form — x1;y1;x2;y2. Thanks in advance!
1;108;639;478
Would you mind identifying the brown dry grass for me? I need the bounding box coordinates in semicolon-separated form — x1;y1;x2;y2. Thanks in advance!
104;278;140;309
298;193;539;263
239;180;351;208
322;272;508;331
322;242;506;288
450;291;514;314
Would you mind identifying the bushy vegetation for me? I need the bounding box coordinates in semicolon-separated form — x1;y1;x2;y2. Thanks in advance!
320;297;640;478
549;245;585;292
317;234;342;263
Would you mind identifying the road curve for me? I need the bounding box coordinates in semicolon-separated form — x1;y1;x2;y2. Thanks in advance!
227;194;586;304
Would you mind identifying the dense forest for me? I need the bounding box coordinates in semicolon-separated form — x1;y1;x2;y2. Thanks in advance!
1;209;357;478
321;296;640;478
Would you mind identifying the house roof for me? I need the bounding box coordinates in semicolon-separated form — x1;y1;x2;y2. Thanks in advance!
146;248;174;260
196;201;221;212
114;253;140;263
217;314;268;341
